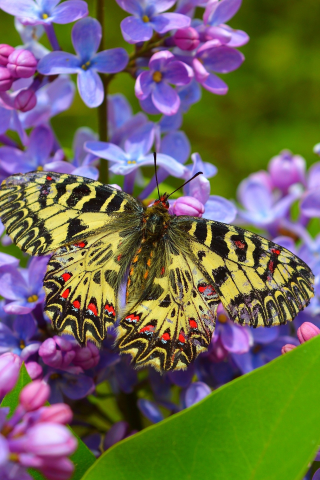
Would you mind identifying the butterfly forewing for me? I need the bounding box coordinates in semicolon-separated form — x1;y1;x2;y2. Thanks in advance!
0;171;142;255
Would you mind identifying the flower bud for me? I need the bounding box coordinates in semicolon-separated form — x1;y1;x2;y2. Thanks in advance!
297;322;320;344
19;423;77;457
14;88;37;112
185;381;211;408
0;352;21;398
172;196;205;217
281;344;296;355
0;67;12;92
268;149;306;193
25;361;42;380
39;337;76;370
73;342;100;370
19;380;50;412
174;27;200;51
137;399;164;423
39;457;74;480
0;44;14;66
38;404;72;425
103;421;129;450
7;49;37;78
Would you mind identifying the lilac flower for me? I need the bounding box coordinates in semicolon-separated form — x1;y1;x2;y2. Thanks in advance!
174;27;200;51
137;398;164;423
300;162;320;218
232;328;299;374
38;17;129;107
0;0;88;26
14;19;49;59
0;352;21;398
237;172;301;236
116;0;190;44
0;257;49;314
85;122;188;193
0;313;41;362
174;152;237;223
268;149;306;194
192;40;244;95
184;381;211;408
103;421;136;450
45;369;95;404
135;50;193;115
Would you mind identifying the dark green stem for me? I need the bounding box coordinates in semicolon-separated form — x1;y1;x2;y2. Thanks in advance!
97;0;109;185
116;390;143;431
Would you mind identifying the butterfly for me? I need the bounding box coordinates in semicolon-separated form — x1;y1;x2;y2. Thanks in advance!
0;170;314;372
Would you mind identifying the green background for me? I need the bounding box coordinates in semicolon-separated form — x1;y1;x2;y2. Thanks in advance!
1;0;320;199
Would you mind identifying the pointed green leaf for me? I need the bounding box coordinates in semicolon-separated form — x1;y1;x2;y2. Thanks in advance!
82;335;320;480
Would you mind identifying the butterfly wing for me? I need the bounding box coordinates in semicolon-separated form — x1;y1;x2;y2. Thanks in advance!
176;217;314;327
117;236;219;371
44;225;142;345
0;171;142;255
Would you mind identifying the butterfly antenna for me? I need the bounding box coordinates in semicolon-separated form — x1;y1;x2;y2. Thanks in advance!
153;152;161;200
167;172;203;198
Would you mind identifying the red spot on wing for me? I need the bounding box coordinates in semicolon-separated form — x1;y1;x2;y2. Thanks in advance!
189;319;198;329
161;332;170;342
73;300;80;309
140;325;155;333
178;332;186;343
161;266;165;276
268;260;275;273
271;248;280;256
234;240;246;249
61;288;70;299
74;242;86;248
105;304;116;317
198;284;216;296
87;303;98;316
46;175;53;181
61;273;71;282
117;255;122;262
125;314;140;323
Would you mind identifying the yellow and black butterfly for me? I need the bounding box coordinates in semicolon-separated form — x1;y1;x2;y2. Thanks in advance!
0;168;314;372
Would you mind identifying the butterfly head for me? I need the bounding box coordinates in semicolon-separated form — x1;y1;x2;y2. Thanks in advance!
153;194;169;210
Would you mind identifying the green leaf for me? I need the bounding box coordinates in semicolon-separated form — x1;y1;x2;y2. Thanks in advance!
1;363;96;480
82;335;320;480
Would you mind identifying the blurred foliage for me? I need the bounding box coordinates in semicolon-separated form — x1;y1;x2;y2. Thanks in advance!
1;0;320;199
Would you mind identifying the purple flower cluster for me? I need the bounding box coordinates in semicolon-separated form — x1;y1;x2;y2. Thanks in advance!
0;354;76;480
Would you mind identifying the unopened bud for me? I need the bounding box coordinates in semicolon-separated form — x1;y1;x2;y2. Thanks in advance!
14;89;37;112
0;44;15;66
0;67;12;92
7;49;37;78
174;27;200;51
19;380;50;412
297;322;320;344
173;196;205;217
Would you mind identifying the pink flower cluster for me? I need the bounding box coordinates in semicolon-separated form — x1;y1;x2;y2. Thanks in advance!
0;353;77;480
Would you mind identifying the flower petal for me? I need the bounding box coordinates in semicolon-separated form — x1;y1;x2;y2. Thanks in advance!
163;60;193;86
151;12;190;34
4;301;34;315
149;50;174;72
51;0;88;24
204;196;237;223
220;321;250;353
139;95;161;114
135;70;153;100
140;152;187;177
199;44;244;73
124;122;155;158
300;190;320;217
28;256;49;293
221;25;249;47
0;0;39;20
77;69;104;108
184;381;211;407
160;131;190;164
237;177;273;214
85;141;128;163
28;124;53;164
192;57;209;83
0;267;28;300
202;72;228;94
72;17;101;59
44;160;75;174
120;16;153;44
0;107;11;134
115;0;142;15
37;51;80;74
60;372;95;399
159;110;182;132
92;48;128;73
137;399;163;423
152;0;176;13
152;82;180;115
204;0;242;26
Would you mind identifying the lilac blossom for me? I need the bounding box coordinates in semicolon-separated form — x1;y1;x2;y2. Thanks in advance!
38;17;129;107
14;19;49;59
0;313;41;362
137;398;164;423
103;421;135;450
0;0;88;26
0;257;49;315
300;162;320;218
184;381;211;408
117;0;190;44
0;352;22;398
268;149;306;194
135;50;193;115
45;369;95;404
85;122;188;194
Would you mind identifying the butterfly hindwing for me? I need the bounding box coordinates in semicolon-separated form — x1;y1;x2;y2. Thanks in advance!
117;237;219;371
44;227;142;345
0;171;142;255
177;217;314;327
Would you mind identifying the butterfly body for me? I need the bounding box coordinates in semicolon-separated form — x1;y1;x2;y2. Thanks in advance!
0;171;315;372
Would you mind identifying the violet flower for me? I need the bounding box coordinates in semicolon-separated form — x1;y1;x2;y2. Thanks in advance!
0;0;88;26
14;19;49;59
0;352;21;398
0;313;41;362
38;17;129;107
300;161;320;218
116;0;190;44
0;257;49;315
137;398;164;423
184;381;211;408
268;149;306;194
135;50;193;115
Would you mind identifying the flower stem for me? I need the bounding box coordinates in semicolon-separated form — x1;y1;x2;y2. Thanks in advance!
97;0;110;185
44;24;60;51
